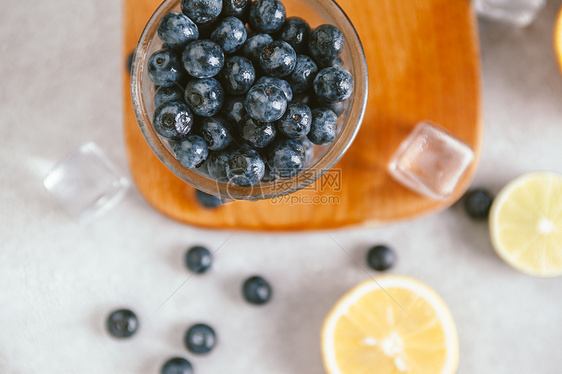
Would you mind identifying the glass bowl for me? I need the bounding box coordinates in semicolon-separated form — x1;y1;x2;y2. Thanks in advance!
131;0;368;200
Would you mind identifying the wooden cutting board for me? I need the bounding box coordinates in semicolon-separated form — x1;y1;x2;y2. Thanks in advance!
123;0;482;231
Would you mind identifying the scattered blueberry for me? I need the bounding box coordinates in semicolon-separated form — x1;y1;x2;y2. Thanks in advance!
153;101;194;139
367;245;396;271
309;24;344;65
161;357;193;374
154;86;184;108
259;41;296;78
184;78;224;117
222;0;251;19
180;0;222;24
172;134;209;168
185;245;212;273
182;39;225;78
245;83;287;122
313;66;354;103
195;189;224;208
206;149;232;181
226;147;265;186
275;101;311;140
200;116;233;151
107;309;139;339
211;16;247;54
218;56;256;95
148;49;186;87
307;107;337;145
267;139;305;178
243;33;274;64
242;276;272;305
464;188;494;220
278;17;311;54
158;12;199;50
249;0;286;34
220;95;247;124
239;115;277;148
255;76;292;101
185;323;216;354
286;55;318;94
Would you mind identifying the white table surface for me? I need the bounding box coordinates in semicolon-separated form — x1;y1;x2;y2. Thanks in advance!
1;1;562;373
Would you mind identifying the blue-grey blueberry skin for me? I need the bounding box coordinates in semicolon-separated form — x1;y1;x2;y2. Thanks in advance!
300;137;315;164
220;95;247;124
321;55;344;69
148;49;186;87
313;67;354;103
180;0;222;24
211;17;247;54
278;17;311;54
267;139;306;178
244;83;287;122
184;78;224;117
286;54;318;94
238;115;277;148
106;309;138;338
218;56;255;95
259;41;296;78
222;0;250;20
275;101;312;140
307;107;337;145
226;147;265;186
184;323;216;354
153;85;184;108
161;357;194;374
185;245;213;272
243;33;274;64
157;12;199;50
255;76;292;101
242;275;272;305
249;0;286;34
314;97;345;117
172;134;209;168
182;39;224;78
309;24;345;65
200;116;233;150
206;149;232;181
153;101;194;139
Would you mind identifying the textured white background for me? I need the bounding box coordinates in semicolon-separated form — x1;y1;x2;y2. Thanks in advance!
1;1;562;373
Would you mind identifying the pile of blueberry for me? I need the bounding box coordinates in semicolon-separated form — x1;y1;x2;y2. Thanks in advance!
147;0;354;187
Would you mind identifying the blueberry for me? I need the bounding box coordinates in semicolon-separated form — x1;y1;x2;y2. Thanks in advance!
313;67;354;103
154;85;184;108
242;276;272;305
200;116;233;151
249;0;286;34
276;101;311;140
226;147;265;186
245;83;287;122
239;115;277;148
195;189;224;208
211;16;247;54
367;245;396;271
158;12;199;50
278;17;311;54
255;76;292;101
184;78;224;117
182;39;224;78
286;55;318;94
222;0;250;19
107;309;138;339
161;357;193;374
153;101;194;139
218;56;255;95
464;188;494;220
184;323;216;354
267;139;305;178
148;49;186;87
309;24;344;65
307;107;337;145
180;0;222;24
185;245;212;273
220;95;247;124
259;41;296;78
243;33;274;64
172;134;209;168
301;138;315;164
206;149;232;181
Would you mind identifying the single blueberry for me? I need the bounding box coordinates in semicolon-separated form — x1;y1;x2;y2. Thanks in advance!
267;139;305;178
259;41;296;78
161;357;193;374
184;78;224;117
309;24;345;65
180;0;222;24
243;33;274;64
154;85;185;108
244;83;287;122
220;95;247;124
182;39;225;78
278;17;311;54
226;147;265;186
301;137;315;164
153;101;194;139
239;115;277;148
195;189;224;208
242;276;272;305
107;309;139;339
148;49;186;87
172;134;209;168
185;245;212;273
249;0;286;34
184;323;216;354
255;76;292;101
200;116;233;151
157;12;199;50
464;188;494;220
313;66;354;103
211;16;247;54
222;0;250;20
308;107;337;145
218;56;255;95
367;245;396;271
276;101;311;140
206;149;232;181
286;55;318;94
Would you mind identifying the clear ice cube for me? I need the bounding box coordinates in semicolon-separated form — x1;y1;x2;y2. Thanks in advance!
474;0;546;27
